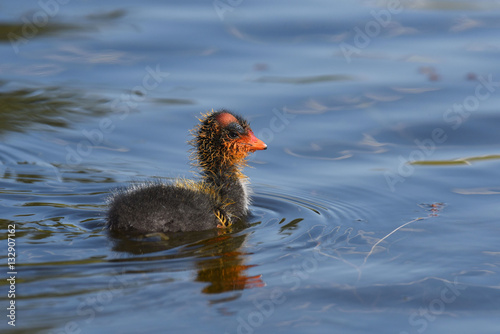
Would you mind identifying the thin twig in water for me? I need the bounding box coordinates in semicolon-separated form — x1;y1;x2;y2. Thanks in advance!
362;216;428;267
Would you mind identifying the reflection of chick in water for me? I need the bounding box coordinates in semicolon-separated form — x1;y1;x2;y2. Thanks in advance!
110;229;264;294
195;233;264;294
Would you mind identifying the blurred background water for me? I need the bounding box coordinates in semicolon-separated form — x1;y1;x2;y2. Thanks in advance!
1;0;500;333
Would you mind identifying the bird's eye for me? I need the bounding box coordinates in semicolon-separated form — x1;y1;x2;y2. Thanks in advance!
228;131;239;139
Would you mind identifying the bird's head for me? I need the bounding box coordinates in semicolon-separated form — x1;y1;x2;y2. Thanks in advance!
190;110;267;178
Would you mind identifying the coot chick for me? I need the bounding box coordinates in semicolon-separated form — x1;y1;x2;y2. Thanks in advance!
107;110;267;233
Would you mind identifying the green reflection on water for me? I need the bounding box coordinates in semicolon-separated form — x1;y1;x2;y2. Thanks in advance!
0;22;81;42
411;154;500;165
254;74;353;85
0;87;109;134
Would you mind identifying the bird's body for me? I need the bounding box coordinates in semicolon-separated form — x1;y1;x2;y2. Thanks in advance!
107;110;267;233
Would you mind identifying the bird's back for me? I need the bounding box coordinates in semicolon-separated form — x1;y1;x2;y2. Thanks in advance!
107;183;220;233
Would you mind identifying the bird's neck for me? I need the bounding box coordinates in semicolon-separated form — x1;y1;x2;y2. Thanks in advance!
202;163;249;216
198;149;247;182
193;143;250;216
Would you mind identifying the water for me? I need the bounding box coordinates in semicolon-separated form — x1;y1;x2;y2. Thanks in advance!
1;0;500;333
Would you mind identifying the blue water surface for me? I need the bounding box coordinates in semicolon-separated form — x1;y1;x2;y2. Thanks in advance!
1;1;500;333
